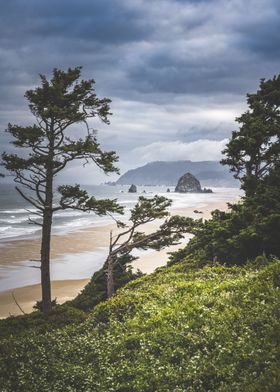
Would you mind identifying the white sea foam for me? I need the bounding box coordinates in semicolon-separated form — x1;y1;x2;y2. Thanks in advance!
0;226;12;233
0;217;30;224
54;210;85;218
0;226;39;240
0;208;37;214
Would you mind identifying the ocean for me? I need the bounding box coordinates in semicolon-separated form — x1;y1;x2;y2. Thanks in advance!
0;183;242;242
0;183;242;291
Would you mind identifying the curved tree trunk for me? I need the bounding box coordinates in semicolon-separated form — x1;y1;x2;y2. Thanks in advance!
107;255;115;298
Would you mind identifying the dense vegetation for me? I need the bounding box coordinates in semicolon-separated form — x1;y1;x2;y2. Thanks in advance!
0;306;87;340
0;259;280;391
221;75;280;196
1;74;280;390
170;74;280;267
169;164;280;266
71;254;142;312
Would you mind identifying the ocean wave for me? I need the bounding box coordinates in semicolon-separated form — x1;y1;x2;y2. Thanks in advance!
54;210;86;218
0;208;38;214
0;187;243;242
0;226;12;232
0;226;39;240
53;215;113;234
0;217;30;224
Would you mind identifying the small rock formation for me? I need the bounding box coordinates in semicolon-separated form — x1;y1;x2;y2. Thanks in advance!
128;184;137;193
175;172;213;193
105;181;116;186
166;188;170;193
202;187;213;193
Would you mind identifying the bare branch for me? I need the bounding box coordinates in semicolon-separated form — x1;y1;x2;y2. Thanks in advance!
28;217;43;226
15;186;44;211
11;292;26;315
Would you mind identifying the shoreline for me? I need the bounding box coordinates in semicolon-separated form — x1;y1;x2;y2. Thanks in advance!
0;279;89;317
0;196;237;318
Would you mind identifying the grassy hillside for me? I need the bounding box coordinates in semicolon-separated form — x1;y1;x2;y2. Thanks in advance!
1;258;280;391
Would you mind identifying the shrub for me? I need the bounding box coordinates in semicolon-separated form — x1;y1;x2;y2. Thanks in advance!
0;305;87;339
1;261;279;391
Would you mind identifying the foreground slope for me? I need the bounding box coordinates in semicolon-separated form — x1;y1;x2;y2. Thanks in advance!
1;260;280;391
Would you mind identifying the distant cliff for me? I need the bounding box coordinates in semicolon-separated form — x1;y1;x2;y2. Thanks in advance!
115;160;238;187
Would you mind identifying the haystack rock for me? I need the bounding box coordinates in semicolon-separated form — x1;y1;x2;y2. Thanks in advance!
175;172;212;193
128;184;137;193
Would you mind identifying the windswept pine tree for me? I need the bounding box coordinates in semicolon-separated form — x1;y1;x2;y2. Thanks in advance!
106;195;198;297
1;67;123;315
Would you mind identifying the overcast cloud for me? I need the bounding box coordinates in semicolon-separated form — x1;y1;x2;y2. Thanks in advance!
1;0;280;183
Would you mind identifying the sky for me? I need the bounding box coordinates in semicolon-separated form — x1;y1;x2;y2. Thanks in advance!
1;0;280;183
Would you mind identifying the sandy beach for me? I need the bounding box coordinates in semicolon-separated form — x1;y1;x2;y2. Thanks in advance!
0;196;236;318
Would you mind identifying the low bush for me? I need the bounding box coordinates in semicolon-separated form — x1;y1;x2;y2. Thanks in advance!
0;305;87;339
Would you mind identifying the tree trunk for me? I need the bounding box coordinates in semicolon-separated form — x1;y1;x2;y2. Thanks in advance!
244;162;256;197
107;256;115;298
40;136;54;317
41;208;53;316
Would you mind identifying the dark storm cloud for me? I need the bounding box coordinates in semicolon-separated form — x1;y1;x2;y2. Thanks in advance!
239;16;280;60
1;0;280;100
1;0;280;179
126;0;280;97
0;0;149;46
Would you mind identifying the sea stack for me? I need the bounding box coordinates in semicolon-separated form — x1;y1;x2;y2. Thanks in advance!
175;172;212;193
128;184;137;193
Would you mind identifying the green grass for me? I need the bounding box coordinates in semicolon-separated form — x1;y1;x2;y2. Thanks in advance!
0;259;280;391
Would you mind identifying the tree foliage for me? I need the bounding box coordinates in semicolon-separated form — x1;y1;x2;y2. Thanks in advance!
221;75;280;196
170;75;280;267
